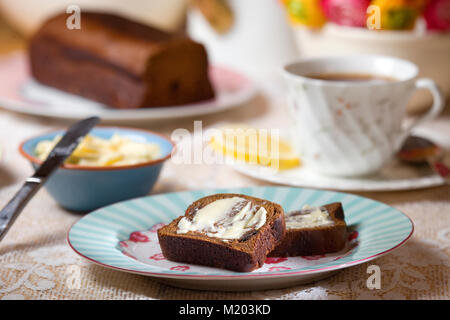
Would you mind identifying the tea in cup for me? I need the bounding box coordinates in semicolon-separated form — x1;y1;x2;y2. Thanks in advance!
283;55;444;177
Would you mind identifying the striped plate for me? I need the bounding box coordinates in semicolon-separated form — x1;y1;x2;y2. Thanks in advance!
67;186;413;291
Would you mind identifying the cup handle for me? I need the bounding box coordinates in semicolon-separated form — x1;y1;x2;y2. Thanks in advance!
396;78;444;150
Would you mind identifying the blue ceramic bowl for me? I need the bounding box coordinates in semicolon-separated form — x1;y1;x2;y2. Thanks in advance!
19;127;174;212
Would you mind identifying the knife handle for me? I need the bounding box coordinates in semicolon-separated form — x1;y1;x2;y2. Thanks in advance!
0;179;42;241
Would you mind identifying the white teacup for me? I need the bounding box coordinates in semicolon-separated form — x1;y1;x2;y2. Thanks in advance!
283;55;444;177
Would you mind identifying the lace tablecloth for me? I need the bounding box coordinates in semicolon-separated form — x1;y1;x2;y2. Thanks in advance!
0;78;449;300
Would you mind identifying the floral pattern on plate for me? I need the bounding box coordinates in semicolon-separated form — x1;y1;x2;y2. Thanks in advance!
118;223;359;274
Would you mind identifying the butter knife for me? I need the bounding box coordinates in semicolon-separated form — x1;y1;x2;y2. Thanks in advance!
0;116;100;242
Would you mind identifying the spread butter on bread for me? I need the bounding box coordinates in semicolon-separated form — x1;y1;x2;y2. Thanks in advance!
157;193;286;272
269;202;347;257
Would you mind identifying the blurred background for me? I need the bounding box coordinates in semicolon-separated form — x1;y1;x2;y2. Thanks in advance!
0;0;448;112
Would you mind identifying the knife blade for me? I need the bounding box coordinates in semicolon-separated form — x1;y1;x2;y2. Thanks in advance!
0;116;100;242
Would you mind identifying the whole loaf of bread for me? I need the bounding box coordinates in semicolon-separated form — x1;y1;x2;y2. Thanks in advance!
29;12;215;109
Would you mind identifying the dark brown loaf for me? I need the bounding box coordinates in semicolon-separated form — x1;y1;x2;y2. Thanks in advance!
157;193;286;272
269;202;347;257
29;12;215;109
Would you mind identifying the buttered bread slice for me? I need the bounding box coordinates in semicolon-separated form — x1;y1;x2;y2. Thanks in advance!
269;202;347;257
157;193;286;272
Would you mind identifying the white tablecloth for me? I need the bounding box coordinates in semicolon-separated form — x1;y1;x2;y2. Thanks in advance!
0;76;449;299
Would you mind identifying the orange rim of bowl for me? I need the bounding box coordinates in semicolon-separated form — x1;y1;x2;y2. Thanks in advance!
18;126;175;171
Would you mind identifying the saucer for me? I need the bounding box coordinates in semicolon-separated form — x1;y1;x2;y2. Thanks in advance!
230;160;444;191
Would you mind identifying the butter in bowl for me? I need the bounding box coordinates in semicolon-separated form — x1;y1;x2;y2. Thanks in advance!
19;127;174;212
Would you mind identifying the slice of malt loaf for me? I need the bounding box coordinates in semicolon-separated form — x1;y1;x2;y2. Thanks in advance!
157;193;286;272
269;202;347;257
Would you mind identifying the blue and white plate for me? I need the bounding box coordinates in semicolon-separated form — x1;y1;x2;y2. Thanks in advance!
67;186;413;291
